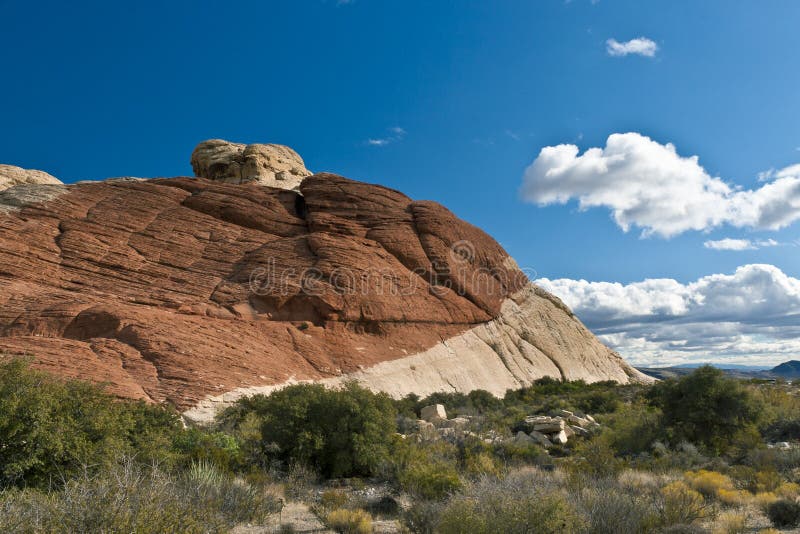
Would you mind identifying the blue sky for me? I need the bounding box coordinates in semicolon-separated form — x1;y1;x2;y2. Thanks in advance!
2;0;799;366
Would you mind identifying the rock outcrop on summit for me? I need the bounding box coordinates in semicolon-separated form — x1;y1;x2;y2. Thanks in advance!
0;142;650;422
191;139;311;190
0;164;62;191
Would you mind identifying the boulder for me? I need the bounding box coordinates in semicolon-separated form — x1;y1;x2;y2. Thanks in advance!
569;425;591;437
551;430;569;445
190;139;311;190
533;418;566;434
0;164;61;191
442;416;470;430
420;404;448;422
514;431;536;445
529;430;553;448
415;420;437;441
568;415;591;428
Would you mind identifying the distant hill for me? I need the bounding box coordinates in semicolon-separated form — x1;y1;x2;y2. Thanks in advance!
771;360;800;379
638;360;800;381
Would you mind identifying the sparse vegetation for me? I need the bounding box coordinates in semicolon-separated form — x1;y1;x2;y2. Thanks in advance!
3;358;800;533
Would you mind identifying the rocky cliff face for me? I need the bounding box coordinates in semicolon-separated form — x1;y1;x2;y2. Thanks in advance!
0;142;649;422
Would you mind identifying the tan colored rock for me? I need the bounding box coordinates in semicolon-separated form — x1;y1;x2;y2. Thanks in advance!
0;164;61;191
535;420;565;434
190;139;311;190
442;417;470;430
420;404;448;422
415;420;437;441
551;430;569;445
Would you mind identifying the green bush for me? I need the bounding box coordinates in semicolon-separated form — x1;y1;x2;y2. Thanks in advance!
766;498;800;528
221;382;397;478
172;428;242;471
647;366;763;453
0;358;181;489
399;459;463;501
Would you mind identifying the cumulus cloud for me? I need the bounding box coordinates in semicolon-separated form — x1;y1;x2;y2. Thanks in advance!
366;127;406;147
606;37;658;57
520;132;800;237
537;264;800;366
704;238;780;251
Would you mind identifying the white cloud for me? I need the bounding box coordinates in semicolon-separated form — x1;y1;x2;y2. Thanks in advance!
703;238;779;251
606;37;658;57
365;126;405;147
537;264;800;366
520;132;800;237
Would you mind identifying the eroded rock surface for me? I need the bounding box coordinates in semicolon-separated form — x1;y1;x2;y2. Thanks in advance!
0;170;648;419
0;164;62;191
190;139;311;190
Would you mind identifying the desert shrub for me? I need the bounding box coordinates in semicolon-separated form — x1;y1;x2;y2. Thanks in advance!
0;358;181;489
766;498;800;528
777;481;800;498
617;469;667;493
574;389;622;414
712;510;747;534
683;470;734;497
763;418;800;442
391;439;462;500
172;428;242;471
658;481;710;527
647;366;763;454
567;437;624;478
493;438;552;467
284;462;319;500
574;483;658;534
320;489;349;510
0;459;280;533
437;487;583;534
400;500;443;534
463;451;502;478
466;389;503;413
323;508;372;534
221;382;397;478
398;459;462;501
605;404;662;455
753;492;779;508
716;488;751;506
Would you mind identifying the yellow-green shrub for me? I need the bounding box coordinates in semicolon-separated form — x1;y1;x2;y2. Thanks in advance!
776;481;800;499
716;488;751;507
324;508;372;534
684;469;734;497
660;480;709;526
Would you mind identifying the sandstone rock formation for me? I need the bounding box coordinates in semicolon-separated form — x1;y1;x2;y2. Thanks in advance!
0;149;649;422
191;139;311;190
0;164;62;191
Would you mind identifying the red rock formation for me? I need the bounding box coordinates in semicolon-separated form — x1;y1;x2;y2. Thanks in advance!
0;172;647;417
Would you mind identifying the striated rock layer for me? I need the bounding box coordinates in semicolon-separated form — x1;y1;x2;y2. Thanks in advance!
0;170;649;421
